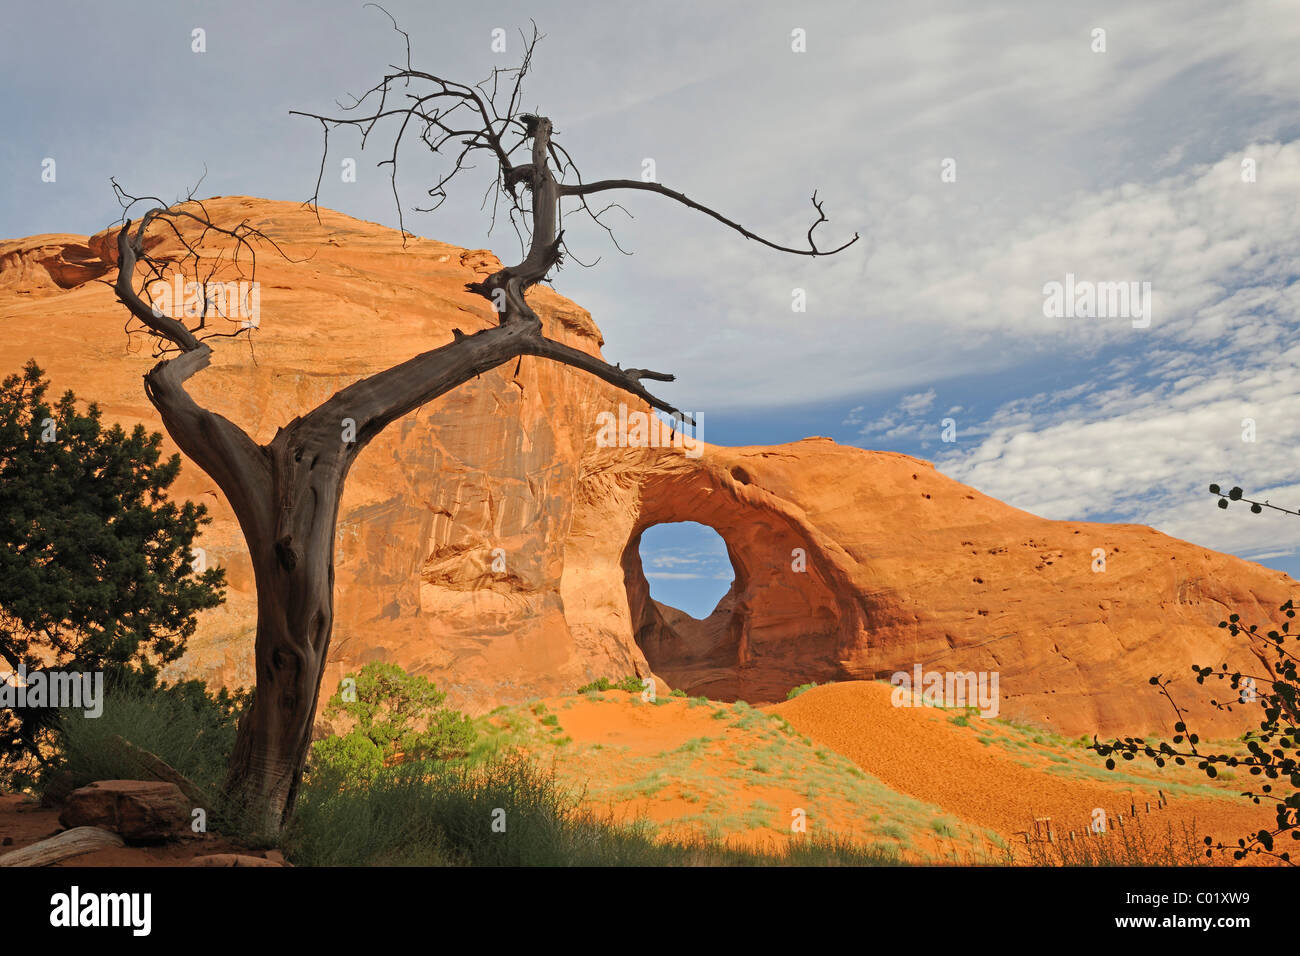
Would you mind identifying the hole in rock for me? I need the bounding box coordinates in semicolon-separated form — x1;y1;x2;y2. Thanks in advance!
637;522;734;620
624;489;847;707
628;521;743;700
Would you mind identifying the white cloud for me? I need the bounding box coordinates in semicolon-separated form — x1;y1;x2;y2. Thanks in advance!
938;334;1300;562
852;388;944;439
559;0;1300;413
898;390;937;415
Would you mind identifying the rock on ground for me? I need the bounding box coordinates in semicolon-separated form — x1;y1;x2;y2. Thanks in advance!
59;781;193;843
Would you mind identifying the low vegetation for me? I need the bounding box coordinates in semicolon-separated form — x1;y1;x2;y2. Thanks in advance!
285;754;901;866
23;655;1270;867
785;682;819;700
577;675;647;695
1018;812;1205;866
52;675;247;797
309;662;475;785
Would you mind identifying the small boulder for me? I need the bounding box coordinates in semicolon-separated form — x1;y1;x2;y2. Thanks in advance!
59;780;192;843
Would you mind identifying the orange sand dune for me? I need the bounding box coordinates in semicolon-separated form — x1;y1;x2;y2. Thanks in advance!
523;692;993;858
770;681;1275;846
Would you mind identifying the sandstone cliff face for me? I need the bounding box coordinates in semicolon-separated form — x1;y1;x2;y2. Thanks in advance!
1;197;1292;737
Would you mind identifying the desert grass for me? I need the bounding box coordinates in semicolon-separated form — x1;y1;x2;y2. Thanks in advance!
285;754;903;866
53;683;237;796
1015;811;1206;866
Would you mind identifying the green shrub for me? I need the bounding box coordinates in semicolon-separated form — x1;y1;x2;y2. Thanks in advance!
0;363;226;788
578;675;647;695
309;662;474;785
786;682;819;700
310;733;384;784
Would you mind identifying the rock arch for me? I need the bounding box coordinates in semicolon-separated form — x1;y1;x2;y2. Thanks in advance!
563;440;869;703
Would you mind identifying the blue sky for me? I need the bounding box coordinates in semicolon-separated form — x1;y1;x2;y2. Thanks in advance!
3;0;1299;615
640;522;733;619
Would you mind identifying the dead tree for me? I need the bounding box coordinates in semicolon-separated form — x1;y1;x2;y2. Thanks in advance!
108;15;857;833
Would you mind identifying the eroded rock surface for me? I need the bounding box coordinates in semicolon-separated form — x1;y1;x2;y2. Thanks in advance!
1;197;1292;737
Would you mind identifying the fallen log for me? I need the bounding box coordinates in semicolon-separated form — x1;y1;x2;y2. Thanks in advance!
0;826;125;867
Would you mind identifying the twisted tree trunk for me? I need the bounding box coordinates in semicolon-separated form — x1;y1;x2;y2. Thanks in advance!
112;41;853;827
142;327;569;831
222;437;343;832
120;141;681;829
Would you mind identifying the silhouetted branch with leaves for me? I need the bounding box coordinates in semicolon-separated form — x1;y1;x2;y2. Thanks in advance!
1091;599;1299;864
1208;483;1300;519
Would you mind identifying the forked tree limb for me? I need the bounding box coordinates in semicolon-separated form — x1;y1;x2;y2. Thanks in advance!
114;219;202;352
296;6;858;327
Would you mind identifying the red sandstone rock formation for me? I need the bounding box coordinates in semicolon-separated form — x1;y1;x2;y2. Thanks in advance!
1;197;1292;737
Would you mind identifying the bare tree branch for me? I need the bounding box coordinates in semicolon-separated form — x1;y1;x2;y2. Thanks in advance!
560;181;858;257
